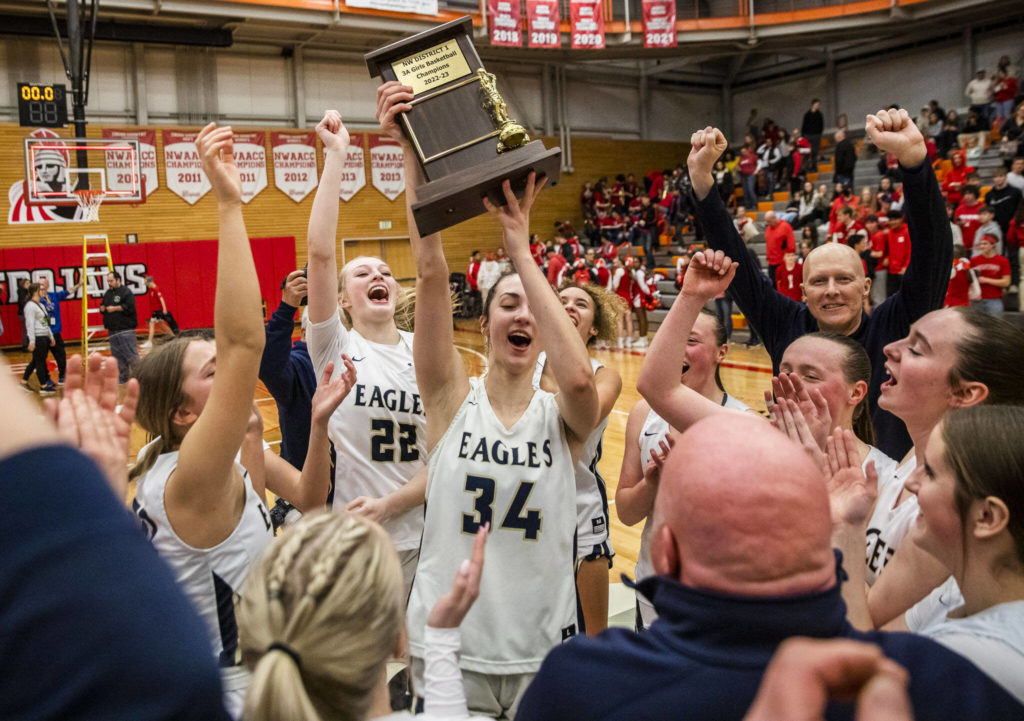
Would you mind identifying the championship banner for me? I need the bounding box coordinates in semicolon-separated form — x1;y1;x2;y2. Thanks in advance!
162;130;211;205
370;135;404;201
642;0;676;48
345;0;438;16
0;237;295;345
527;0;560;49
488;0;522;47
102;129;158;196
232;131;268;204
570;0;604;50
339;133;367;202
271;131;318;203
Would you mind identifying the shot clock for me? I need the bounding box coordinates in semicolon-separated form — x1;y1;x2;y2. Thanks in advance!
17;83;68;128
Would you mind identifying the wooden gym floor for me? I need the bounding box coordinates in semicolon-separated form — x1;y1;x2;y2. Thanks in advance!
6;328;773;617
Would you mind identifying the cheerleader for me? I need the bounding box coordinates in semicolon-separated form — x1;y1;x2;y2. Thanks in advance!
609;256;634;348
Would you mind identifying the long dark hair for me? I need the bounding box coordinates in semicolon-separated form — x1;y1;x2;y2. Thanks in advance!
948;307;1024;406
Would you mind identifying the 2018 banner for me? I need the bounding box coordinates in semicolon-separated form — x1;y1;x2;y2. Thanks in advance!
642;0;677;48
102;129;159;197
489;0;522;47
162;130;211;205
232;131;268;204
570;0;604;50
527;0;561;49
0;237;295;346
272;132;319;203
340;133;367;202
370;136;405;201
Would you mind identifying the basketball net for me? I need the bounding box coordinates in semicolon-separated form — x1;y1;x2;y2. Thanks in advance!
73;189;106;222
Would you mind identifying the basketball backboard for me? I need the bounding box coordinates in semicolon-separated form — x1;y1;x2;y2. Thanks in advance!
23;136;146;206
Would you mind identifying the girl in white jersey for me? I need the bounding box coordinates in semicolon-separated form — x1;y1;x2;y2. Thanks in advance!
377;81;599;718
533;280;625;636
617;307;751;628
305;110;428;593
897;405;1024;703
130;125;354;719
827;307;1024;629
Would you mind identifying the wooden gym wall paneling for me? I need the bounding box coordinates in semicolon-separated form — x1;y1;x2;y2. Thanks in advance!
0;122;688;282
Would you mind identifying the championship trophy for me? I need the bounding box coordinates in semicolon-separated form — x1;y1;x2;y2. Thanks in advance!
365;16;561;235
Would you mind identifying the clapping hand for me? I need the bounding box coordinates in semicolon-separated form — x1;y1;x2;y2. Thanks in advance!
642;434;675;492
311;357;357;427
766;372;832;452
825;428;878;527
427;524;488;629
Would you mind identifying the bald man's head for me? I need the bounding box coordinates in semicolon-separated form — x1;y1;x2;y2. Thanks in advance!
764;211;778;226
651;414;835;597
800;243;870;335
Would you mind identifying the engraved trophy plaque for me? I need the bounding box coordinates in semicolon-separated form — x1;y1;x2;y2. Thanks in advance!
365;16;561;235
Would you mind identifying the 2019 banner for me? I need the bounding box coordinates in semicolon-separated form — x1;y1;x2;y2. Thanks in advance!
527;0;560;49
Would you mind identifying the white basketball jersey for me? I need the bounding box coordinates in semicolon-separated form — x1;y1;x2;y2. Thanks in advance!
408;377;578;675
133;449;273;696
307;316;426;551
533;353;612;549
865;455;918;586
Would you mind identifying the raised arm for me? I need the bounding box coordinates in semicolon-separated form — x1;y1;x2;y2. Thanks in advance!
687;128;802;352
307;110;349;326
171;124;265;516
867;108;952;322
637;250;739;431
258;273;304;402
377;81;468;447
485;175;599;443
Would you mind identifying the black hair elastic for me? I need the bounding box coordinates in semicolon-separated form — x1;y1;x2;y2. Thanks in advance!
267;642;303;671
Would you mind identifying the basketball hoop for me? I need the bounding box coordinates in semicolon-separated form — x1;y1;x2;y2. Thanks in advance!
73;189;106;222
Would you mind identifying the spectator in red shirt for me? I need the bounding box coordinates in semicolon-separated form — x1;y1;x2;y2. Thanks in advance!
764;211;796;284
941;151;975;205
828;206;862;245
955;187;984;250
865;216;890;308
944;245;974;308
829;185;858;224
886;211;912;296
738;145;759;208
775;251;803;302
970;233;1011;313
992;69;1019;125
467;250;481;293
529;234;545;266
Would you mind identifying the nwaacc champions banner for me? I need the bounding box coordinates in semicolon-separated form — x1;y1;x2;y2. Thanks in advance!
272;131;319;203
370;136;405;201
339;133;367;202
0;237;295;345
233;131;268;204
102;129;159;197
162;130;211;205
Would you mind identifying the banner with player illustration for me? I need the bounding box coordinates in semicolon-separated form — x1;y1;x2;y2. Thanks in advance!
272;131;319;203
339;133;367;202
162;130;211;205
370;135;405;201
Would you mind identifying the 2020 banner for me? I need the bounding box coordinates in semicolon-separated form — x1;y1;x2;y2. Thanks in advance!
570;0;604;50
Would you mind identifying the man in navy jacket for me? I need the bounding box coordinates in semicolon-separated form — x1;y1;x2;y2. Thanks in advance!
685;109;951;459
517;415;1023;721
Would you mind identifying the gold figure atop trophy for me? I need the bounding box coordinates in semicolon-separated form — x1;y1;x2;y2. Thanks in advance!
477;69;529;153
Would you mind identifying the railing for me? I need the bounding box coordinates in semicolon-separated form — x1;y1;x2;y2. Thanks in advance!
216;0;932;31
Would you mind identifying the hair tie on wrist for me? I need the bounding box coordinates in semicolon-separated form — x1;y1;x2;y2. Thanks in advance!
267;642;303;671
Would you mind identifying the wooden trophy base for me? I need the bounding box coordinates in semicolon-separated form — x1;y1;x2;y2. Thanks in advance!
411;140;561;236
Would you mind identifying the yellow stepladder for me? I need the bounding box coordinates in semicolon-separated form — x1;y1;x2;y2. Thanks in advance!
81;234;114;359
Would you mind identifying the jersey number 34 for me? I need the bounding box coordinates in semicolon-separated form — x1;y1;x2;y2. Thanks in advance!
462;474;542;540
